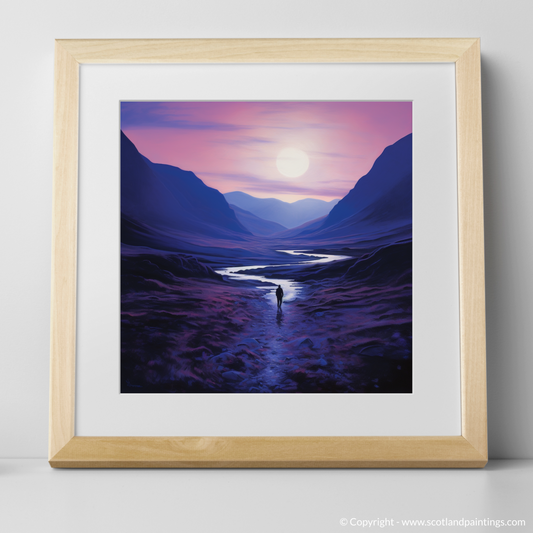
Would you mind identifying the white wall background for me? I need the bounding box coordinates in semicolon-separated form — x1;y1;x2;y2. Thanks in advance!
1;0;532;461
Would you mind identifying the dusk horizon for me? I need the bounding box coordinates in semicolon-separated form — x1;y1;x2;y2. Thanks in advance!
121;101;412;203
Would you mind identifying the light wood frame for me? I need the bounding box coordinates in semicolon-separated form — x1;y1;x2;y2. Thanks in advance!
50;38;486;468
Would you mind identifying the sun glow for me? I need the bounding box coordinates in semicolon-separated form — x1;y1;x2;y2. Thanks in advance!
276;148;309;178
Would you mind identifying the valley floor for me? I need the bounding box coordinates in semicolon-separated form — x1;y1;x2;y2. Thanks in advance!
121;256;412;393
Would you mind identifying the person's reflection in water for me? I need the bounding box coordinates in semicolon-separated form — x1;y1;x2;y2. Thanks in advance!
276;308;284;328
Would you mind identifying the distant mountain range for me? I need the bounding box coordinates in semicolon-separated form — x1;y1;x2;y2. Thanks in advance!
224;191;340;229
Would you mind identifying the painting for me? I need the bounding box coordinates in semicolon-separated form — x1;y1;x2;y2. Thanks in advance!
120;101;412;394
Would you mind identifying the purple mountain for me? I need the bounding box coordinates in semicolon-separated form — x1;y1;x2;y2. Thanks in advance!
320;134;412;231
121;131;250;240
229;204;287;236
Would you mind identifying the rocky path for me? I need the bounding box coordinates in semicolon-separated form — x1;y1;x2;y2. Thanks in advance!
216;285;359;393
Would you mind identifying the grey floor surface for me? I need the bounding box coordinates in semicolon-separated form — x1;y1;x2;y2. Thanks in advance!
0;459;531;532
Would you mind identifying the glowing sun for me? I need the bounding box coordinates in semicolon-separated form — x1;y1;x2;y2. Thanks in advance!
276;148;309;178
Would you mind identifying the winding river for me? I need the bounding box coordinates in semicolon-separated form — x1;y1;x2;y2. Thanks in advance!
215;250;351;305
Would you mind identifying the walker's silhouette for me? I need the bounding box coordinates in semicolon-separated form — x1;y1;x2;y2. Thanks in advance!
276;285;284;310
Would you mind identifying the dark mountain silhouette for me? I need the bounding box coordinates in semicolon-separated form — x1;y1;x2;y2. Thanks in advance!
229;204;287;236
121;131;251;242
224;191;339;229
319;134;412;232
300;176;412;243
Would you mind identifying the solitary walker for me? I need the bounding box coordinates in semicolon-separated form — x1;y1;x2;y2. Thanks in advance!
276;285;284;310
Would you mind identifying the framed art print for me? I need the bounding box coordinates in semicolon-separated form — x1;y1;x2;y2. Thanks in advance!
119;100;413;395
50;39;487;467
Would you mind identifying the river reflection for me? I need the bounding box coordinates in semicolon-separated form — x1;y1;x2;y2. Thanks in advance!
215;250;351;305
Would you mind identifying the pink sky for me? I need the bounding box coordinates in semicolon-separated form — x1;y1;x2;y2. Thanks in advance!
121;101;411;203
